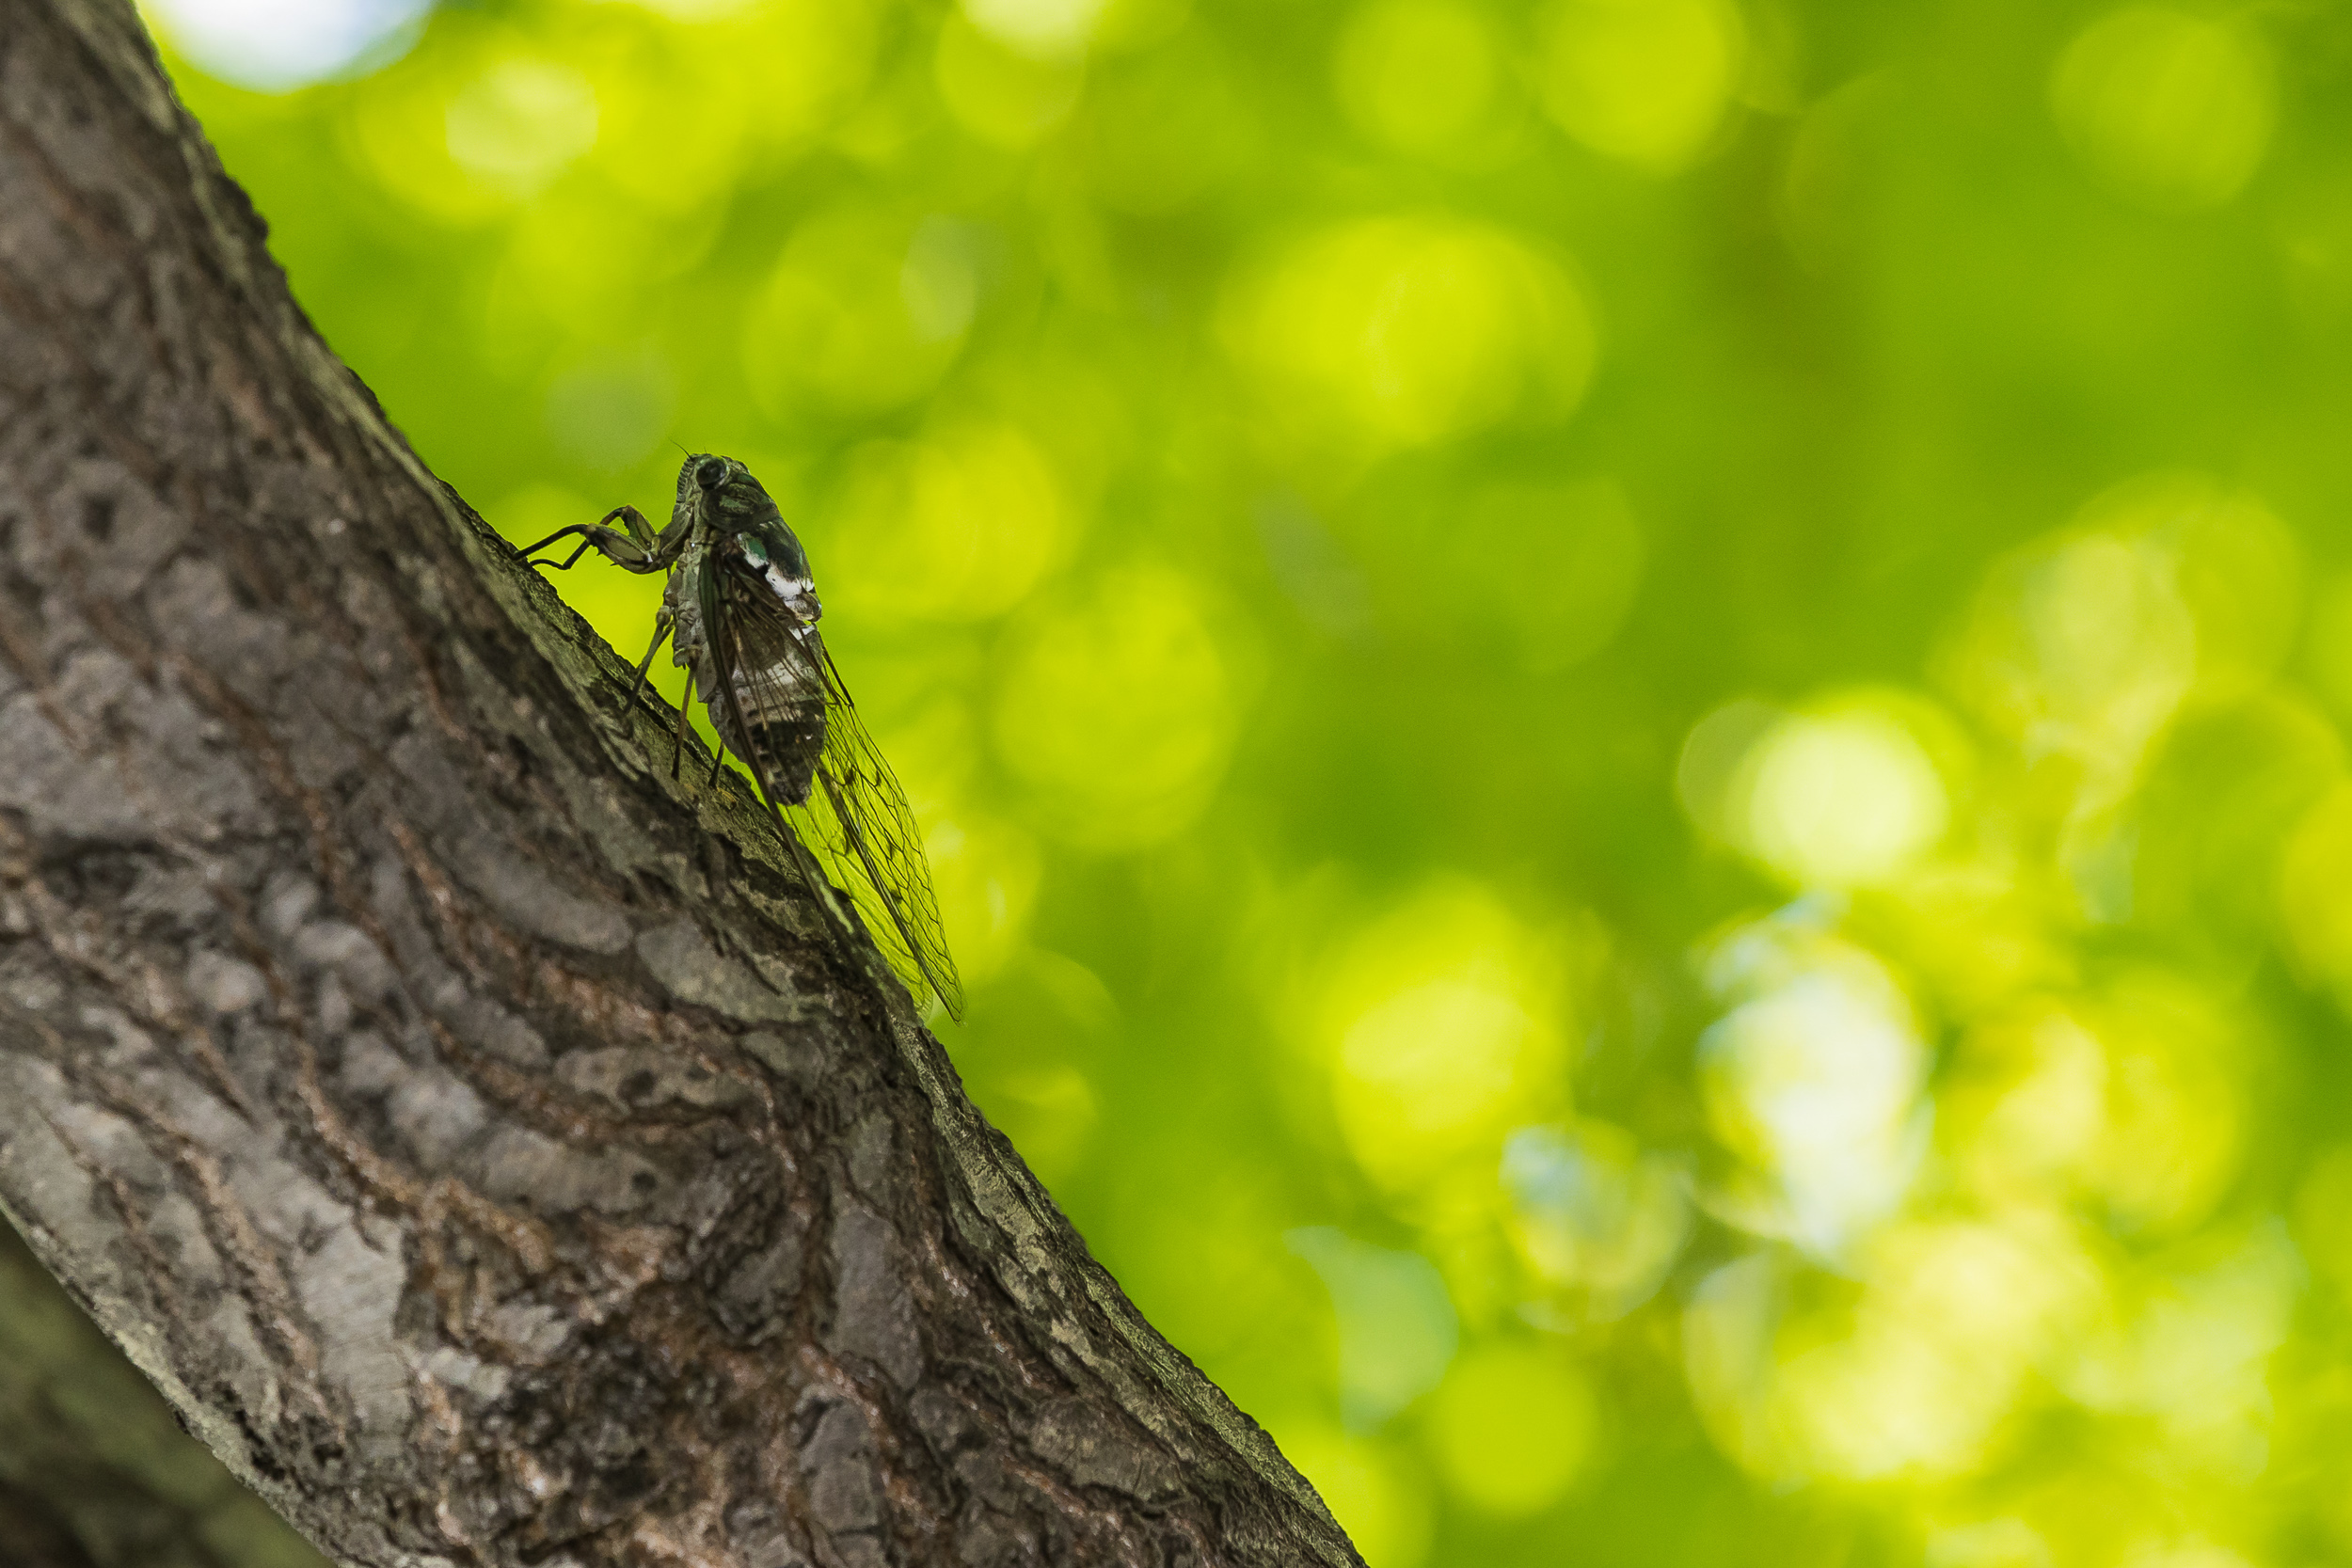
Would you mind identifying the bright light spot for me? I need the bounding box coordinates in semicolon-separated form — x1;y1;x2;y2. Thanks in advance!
1343;985;1545;1181
1947;1006;2110;1202
1939;480;2278;805
992;567;1242;847
2064;1227;2298;1475
2077;974;2244;1233
826;420;1068;624
1426;1341;1594;1514
2120;1542;2260;1568
1773;1333;1965;1482
1735;705;1950;887
1928;1517;2055;1568
141;0;429;91
1314;885;1569;1190
1502;1122;1689;1320
1689;1217;2100;1484
1777;1217;2097;1480
1952;981;2244;1233
1334;0;1497;153
1537;0;1745;172
2052;8;2273;212
1699;924;1929;1257
2028;536;2185;715
1222;217;1596;451
444;57;598;190
1682;1252;1785;1475
961;0;1108;58
1288;1229;1459;1429
936;12;1084;146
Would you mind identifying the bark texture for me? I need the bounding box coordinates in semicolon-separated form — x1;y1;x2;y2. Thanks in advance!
0;4;1362;1565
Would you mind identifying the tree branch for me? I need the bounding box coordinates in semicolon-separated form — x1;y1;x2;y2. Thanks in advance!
0;2;1359;1563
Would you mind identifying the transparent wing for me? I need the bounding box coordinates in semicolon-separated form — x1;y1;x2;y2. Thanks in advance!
721;590;966;1022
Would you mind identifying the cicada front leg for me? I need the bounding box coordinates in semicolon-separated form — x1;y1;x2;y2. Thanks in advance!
522;507;685;730
519;504;670;573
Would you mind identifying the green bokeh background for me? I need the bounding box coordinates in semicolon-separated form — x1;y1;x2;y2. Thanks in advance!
140;0;2352;1562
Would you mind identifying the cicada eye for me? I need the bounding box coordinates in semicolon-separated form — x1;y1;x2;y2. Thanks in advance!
694;457;729;491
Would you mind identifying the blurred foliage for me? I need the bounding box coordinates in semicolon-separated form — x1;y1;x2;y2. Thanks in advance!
0;1222;327;1568
126;0;2352;1561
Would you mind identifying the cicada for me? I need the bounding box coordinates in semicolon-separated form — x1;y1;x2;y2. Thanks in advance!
519;453;964;1022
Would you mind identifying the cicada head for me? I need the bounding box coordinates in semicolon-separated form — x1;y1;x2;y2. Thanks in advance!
676;452;784;531
679;452;818;605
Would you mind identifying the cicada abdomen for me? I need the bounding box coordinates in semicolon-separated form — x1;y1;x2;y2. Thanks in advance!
718;584;826;809
669;531;828;807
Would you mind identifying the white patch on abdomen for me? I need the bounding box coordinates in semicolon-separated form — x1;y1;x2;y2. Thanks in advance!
761;565;819;622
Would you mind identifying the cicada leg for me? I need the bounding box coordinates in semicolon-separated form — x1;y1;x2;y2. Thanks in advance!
669;680;696;780
625;609;674;718
519;505;667;572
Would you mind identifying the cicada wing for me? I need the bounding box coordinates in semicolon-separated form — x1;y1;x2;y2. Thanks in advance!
804;635;965;1023
722;594;965;1022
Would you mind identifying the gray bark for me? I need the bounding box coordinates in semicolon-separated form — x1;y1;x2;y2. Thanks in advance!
0;3;1361;1565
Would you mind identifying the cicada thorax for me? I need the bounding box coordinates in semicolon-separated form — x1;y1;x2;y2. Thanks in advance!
664;531;713;689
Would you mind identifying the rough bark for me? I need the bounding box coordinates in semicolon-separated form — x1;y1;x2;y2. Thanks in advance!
0;3;1361;1565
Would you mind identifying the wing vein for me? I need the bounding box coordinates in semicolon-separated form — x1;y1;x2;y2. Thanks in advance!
715;571;965;1021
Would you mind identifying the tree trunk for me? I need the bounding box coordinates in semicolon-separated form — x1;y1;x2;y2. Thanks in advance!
0;4;1360;1565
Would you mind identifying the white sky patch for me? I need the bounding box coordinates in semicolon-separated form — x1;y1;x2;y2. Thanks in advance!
1699;920;1932;1259
141;0;432;92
